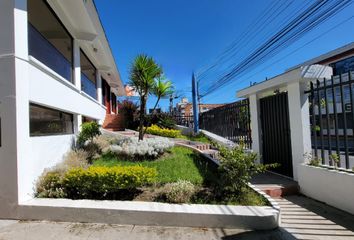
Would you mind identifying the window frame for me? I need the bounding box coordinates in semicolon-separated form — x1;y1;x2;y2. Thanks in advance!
27;0;74;83
29;103;74;137
80;49;98;99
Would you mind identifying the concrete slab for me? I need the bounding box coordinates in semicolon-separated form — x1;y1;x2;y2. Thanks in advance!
0;221;294;240
17;198;279;230
279;196;354;240
0;220;17;229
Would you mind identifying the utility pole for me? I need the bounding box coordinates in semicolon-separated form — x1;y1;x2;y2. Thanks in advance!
197;81;201;113
192;72;199;133
169;94;173;115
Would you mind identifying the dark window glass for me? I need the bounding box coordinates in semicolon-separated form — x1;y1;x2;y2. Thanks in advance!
331;56;354;75
28;0;73;82
80;50;97;99
30;104;74;136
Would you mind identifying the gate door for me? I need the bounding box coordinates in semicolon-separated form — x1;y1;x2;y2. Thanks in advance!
260;92;293;178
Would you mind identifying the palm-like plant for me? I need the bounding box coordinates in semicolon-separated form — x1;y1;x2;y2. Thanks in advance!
151;76;174;112
129;54;162;140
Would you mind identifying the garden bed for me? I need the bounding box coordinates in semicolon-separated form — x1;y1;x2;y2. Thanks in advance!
93;146;268;206
31;125;280;229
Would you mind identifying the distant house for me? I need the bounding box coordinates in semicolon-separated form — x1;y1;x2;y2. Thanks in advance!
175;98;225;117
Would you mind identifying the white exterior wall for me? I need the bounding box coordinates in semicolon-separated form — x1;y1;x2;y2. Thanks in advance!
298;165;354;215
0;0;28;217
249;94;262;163
287;81;312;181
0;0;117;213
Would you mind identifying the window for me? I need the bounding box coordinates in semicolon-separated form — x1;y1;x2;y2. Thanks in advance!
30;104;74;136
331;56;354;75
28;0;73;82
81;50;97;99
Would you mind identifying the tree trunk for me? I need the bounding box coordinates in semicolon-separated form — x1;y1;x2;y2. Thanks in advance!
151;96;161;114
138;95;147;140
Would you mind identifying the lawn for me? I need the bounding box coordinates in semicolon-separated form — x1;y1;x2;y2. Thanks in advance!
179;132;212;144
93;146;268;206
93;146;218;185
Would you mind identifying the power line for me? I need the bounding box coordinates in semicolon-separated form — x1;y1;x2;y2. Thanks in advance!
200;0;352;97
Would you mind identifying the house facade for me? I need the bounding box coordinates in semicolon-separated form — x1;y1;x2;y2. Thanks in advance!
0;0;124;217
237;42;354;214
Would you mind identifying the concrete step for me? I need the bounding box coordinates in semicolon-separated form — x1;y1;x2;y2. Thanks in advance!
251;172;299;198
102;114;125;131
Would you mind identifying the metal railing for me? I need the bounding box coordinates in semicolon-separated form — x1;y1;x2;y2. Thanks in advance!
81;73;97;99
305;71;354;170
28;23;72;82
199;99;252;148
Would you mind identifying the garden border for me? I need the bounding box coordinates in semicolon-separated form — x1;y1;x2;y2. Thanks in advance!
14;130;280;230
16;197;279;230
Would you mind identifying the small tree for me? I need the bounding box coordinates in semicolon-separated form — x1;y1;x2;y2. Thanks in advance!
151;76;174;112
129;55;162;140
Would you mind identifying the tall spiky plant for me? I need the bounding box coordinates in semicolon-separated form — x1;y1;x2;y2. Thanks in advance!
129;54;162;140
151;76;174;112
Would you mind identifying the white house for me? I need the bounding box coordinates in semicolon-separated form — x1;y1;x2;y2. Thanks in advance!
0;0;125;218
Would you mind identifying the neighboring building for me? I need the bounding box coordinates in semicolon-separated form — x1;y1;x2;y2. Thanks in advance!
0;0;124;217
293;43;354;139
175;98;225;117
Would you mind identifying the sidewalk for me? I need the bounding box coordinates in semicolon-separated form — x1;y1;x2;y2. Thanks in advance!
1;195;353;239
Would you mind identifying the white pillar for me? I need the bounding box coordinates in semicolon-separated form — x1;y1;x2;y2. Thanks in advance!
73;39;81;90
0;0;29;216
287;81;311;181
110;86;113;114
96;71;102;104
249;94;262;163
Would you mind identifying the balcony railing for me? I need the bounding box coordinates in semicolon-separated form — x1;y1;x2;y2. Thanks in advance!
28;23;72;82
81;73;97;100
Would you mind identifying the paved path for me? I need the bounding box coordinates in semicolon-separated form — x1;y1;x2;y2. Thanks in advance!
0;195;353;239
278;195;354;240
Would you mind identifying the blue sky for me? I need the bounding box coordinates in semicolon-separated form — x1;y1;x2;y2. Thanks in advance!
95;0;354;111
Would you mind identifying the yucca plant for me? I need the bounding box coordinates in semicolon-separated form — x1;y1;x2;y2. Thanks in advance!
129;55;162;140
151;76;174;111
129;55;174;140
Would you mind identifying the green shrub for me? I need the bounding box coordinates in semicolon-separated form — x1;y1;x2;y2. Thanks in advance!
309;157;321;167
218;144;277;197
78;122;101;145
119;100;139;130
35;171;65;198
145;124;182;138
62;166;157;199
163;180;196;203
148;113;177;129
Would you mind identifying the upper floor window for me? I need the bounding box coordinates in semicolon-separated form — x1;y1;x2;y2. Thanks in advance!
80;50;97;99
331;56;354;75
28;0;73;82
30;104;74;136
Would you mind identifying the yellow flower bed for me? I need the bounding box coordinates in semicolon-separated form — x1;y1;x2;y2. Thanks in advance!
145;124;182;138
62;166;157;199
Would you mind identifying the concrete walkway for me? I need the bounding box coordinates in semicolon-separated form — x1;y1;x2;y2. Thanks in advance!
278;195;354;240
1;195;353;239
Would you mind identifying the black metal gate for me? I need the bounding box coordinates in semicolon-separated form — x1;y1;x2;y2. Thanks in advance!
260;92;293;178
199;99;252;148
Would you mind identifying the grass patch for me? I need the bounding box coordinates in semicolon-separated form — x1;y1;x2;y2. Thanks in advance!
93;146;268;206
93;146;218;185
179;132;212;144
